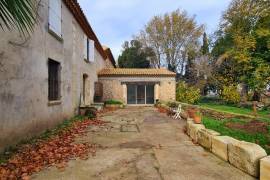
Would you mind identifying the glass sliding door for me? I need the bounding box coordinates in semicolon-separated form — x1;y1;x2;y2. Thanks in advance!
127;83;155;105
137;85;146;104
146;85;154;104
127;84;136;104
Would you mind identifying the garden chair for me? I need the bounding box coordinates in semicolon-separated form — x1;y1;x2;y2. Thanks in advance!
173;104;182;119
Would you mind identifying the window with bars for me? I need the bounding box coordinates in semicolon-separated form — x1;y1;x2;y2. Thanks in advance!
48;60;61;101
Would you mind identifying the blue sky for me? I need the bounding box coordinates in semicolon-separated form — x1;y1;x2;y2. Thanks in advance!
78;0;231;59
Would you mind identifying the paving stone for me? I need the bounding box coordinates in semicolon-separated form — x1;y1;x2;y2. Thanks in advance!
197;129;220;150
228;140;267;177
121;124;139;132
212;136;238;161
260;156;270;180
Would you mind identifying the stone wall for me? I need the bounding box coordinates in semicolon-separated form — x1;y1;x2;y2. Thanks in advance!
0;0;108;152
98;76;176;104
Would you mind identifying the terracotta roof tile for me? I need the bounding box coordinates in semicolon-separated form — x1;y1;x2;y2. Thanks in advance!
98;68;176;77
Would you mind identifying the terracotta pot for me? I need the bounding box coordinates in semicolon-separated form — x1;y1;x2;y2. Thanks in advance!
193;115;202;124
187;108;197;118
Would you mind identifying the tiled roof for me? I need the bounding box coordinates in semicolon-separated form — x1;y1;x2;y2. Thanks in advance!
98;68;176;77
63;0;107;60
103;46;116;67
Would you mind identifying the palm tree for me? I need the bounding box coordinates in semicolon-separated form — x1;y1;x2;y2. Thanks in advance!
0;0;37;36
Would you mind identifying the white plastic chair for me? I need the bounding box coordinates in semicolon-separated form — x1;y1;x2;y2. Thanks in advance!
172;104;182;119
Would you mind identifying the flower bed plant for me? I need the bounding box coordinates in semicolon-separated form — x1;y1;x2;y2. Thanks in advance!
104;99;123;105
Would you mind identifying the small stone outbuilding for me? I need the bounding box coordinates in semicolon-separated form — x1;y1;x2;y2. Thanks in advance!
98;68;176;105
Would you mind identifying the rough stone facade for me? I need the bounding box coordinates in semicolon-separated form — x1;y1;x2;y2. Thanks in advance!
98;76;176;104
0;0;113;152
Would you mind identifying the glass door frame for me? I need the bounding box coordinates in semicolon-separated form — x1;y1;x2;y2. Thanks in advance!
126;83;155;105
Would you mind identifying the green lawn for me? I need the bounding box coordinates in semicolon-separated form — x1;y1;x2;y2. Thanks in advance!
198;102;270;122
202;116;270;154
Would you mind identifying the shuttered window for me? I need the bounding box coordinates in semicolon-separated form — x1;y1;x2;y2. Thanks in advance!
84;35;95;62
89;39;95;62
48;60;61;101
49;0;62;37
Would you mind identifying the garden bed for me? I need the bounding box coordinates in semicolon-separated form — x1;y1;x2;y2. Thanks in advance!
202;116;270;154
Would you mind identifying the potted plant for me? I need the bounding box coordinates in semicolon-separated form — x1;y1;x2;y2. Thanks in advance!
187;107;197;119
193;111;202;124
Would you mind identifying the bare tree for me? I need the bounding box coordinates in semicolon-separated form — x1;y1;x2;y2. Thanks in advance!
136;9;204;73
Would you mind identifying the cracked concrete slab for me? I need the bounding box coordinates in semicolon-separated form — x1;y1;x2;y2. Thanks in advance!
32;107;255;180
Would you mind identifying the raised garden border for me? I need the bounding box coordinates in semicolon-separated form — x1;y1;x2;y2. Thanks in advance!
186;118;269;178
156;101;270;178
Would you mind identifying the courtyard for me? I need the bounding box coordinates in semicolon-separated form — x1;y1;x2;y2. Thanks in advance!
32;107;254;180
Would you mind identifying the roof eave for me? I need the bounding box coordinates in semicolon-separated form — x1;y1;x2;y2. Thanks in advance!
63;0;108;60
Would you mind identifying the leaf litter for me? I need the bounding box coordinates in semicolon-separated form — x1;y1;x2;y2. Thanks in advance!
0;118;107;179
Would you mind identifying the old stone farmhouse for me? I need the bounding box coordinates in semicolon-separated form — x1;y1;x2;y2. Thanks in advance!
0;0;175;151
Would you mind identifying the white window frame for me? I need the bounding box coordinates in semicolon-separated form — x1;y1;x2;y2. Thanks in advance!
89;39;95;62
48;0;62;38
84;35;95;62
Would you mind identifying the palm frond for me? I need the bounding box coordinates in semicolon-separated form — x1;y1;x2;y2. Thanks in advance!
0;0;37;36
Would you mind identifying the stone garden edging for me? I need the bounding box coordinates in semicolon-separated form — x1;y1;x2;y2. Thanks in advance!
179;102;257;121
186;118;269;179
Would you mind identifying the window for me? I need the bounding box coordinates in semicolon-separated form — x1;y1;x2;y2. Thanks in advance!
84;35;95;62
49;0;62;37
48;60;61;101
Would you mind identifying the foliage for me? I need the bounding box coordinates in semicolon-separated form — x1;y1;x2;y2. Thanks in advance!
176;81;201;104
212;0;270;94
0;0;37;35
166;101;179;108
104;99;123;105
118;40;152;68
136;9;204;72
201;32;209;55
220;85;241;104
202;116;270;154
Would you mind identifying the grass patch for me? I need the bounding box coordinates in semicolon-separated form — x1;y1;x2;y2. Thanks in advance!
198;101;270;122
202;116;270;154
104;99;123;105
0;115;86;164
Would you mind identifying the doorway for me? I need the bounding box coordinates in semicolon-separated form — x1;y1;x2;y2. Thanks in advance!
127;84;154;105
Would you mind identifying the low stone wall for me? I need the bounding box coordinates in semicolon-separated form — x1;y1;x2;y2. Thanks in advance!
186;119;268;178
180;102;256;121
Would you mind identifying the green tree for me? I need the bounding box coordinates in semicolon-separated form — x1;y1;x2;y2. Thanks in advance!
137;9;204;73
201;32;209;55
212;0;270;98
0;0;37;35
118;40;151;68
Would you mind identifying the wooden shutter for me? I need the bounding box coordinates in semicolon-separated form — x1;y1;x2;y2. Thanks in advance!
84;35;88;60
89;39;95;62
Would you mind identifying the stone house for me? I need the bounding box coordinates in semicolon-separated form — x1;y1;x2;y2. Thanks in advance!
0;0;176;152
98;68;176;105
0;0;115;152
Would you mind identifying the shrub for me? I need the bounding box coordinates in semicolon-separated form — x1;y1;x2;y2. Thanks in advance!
104;99;123;105
176;81;201;104
221;85;241;104
166;101;179;108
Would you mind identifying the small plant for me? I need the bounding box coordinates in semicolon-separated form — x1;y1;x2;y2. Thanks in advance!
193;111;202;124
104;99;123;105
176;81;201;104
167;101;178;108
221;85;241;105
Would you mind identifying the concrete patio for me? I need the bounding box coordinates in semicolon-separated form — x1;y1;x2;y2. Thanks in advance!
32;107;255;180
